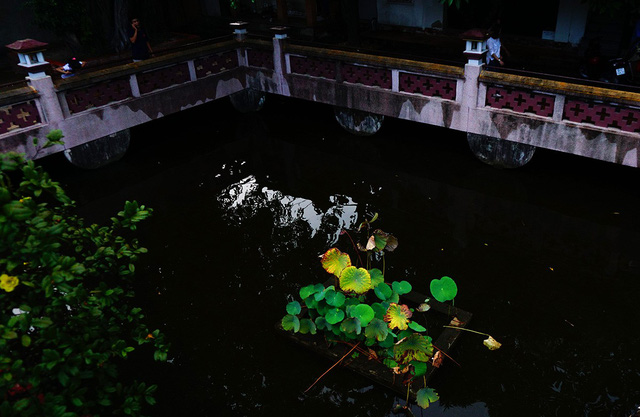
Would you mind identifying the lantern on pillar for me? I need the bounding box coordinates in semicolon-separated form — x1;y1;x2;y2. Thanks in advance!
271;26;288;40
230;21;249;41
460;29;488;66
5;39;50;79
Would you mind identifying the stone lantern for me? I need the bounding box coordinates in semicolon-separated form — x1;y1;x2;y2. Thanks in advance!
5;39;50;79
460;29;488;66
230;21;249;41
271;26;288;40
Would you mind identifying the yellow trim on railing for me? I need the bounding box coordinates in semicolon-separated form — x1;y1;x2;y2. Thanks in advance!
285;44;464;78
480;70;640;105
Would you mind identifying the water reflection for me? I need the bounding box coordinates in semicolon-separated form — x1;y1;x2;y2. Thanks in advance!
217;174;359;247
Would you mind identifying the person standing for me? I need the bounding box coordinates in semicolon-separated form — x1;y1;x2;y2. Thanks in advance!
128;18;153;62
486;24;508;68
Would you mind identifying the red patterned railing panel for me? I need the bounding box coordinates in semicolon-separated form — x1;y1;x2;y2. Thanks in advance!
341;64;392;89
0;101;41;134
289;55;337;80
247;49;274;70
399;72;456;100
195;50;239;78
138;63;190;95
65;77;132;114
486;86;555;117
563;99;640;133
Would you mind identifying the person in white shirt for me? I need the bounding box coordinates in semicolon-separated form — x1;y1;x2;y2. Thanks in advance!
486;24;508;68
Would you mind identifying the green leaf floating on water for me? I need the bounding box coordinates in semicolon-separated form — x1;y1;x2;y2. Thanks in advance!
369;268;384;288
299;318;317;335
340;317;362;335
374;282;393;301
300;283;324;300
350;304;375;326
430;276;458;302
325;308;345;325
416;387;439;409
339;266;372;294
364;318;389;342
281;315;300;332
321;248;351;277
325;289;346;307
392;280;412;295
408;321;426;332
286;301;301;315
394;334;433;363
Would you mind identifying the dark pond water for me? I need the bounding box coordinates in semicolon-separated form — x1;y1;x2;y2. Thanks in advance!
41;95;640;417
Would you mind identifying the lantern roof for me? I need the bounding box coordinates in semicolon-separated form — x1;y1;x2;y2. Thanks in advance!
5;39;48;52
460;29;487;41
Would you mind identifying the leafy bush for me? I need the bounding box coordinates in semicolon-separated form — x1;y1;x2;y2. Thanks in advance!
0;150;168;417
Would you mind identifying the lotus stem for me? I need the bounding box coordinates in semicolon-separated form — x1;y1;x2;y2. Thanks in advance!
341;229;364;267
442;325;490;337
304;342;360;393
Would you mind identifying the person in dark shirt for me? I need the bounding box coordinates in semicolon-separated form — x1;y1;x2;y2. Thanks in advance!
127;18;153;62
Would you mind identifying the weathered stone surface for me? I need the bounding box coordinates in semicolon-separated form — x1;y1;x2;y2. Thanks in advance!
334;107;384;136
229;88;266;113
64;129;130;169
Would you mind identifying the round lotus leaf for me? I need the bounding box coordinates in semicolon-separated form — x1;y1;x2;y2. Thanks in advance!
394;334;433;363
384;303;413;331
281;314;300;332
299;318;317;335
411;360;428;377
371;302;387;319
325;289;346;307
430;276;458;302
350;304;375;326
379;334;396;349
286;301;301;315
304;296;318;310
339;266;372;294
416;387;439;409
369;268;384;288
374;282;392;301
315;316;331;331
392;280;412;296
325;308;345;325
302;283;325;300
321;248;351;277
340;317;362;335
364;318;389;342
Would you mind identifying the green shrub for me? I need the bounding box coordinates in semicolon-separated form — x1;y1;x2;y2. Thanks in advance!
0;151;168;417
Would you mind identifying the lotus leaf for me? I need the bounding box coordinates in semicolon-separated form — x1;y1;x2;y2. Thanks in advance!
299;318;317;335
408;321;427;332
394;334;433;364
339;266;372;294
430;276;458;302
411;360;427;377
300;283;324;300
351;304;375;326
369;268;384;288
304;296;318;310
371;229;398;252
321;248;351;277
286;301;301;315
384;303;413;330
281;314;300;332
364;318;389;342
340;317;362;335
325;289;346;307
416;387;439;409
325;308;345;325
315;316;329;330
392;280;412;295
374;282;393;301
379;334;396;348
371;302;387;319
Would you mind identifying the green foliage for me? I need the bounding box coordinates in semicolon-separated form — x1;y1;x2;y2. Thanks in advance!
281;216;440;410
429;276;458;303
0;153;168;416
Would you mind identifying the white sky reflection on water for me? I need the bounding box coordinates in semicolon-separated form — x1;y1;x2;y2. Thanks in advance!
218;175;359;245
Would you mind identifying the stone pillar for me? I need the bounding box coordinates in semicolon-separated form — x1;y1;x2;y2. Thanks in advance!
63;129;130;169
272;26;290;96
27;76;64;124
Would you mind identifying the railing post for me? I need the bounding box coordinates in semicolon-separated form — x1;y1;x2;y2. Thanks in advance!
230;21;249;42
459;29;488;132
271;26;290;96
5;39;64;124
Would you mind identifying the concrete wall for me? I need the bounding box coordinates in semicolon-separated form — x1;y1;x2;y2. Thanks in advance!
376;0;444;30
554;0;588;45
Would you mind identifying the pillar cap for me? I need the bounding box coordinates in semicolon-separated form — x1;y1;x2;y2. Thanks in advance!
5;39;48;52
270;26;289;35
230;21;249;29
459;29;487;41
